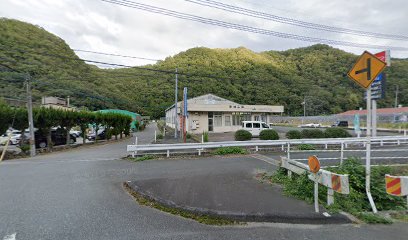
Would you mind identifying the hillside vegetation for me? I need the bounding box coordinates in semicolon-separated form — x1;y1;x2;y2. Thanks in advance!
1;18;408;118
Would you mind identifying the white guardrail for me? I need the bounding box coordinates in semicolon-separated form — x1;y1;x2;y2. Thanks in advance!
127;135;408;158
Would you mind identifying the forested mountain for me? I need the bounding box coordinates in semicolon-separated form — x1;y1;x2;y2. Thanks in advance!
1;18;408;119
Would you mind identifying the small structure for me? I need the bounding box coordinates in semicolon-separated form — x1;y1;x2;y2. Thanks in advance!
41;96;75;111
165;94;284;133
98;109;142;130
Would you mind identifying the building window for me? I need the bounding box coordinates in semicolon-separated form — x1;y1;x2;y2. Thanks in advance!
225;116;231;126
214;112;222;127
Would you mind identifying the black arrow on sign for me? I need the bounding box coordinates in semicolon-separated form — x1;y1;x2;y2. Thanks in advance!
355;58;371;80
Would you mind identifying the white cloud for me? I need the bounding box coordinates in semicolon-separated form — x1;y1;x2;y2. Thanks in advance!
0;0;407;68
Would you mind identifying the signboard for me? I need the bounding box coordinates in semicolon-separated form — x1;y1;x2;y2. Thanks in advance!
364;73;386;100
308;155;320;173
374;50;391;67
347;51;387;89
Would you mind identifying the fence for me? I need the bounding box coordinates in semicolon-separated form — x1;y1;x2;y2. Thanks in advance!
127;135;408;158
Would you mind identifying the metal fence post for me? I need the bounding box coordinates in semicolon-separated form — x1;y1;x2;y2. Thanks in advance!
281;144;284;151
340;142;344;165
327;188;334;206
255;146;259;152
325;143;328;149
167;149;170;157
287;143;290;159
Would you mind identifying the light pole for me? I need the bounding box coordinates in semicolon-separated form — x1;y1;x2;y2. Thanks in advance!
301;96;306;124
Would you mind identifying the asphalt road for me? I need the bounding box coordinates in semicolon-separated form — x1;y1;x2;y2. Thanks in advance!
1;123;408;240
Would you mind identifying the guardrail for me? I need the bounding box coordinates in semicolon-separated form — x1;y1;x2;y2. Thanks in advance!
280;157;349;206
127;135;408;157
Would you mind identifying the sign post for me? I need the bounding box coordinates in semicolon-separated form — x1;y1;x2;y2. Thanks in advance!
308;155;321;213
347;51;386;213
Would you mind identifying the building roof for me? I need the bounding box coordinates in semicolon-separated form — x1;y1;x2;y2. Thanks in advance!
186;94;237;105
339;107;408;116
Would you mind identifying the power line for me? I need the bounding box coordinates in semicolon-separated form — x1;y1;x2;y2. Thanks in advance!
72;49;161;61
100;0;408;51
186;0;408;41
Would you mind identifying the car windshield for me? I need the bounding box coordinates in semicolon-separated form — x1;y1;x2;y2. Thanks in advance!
262;123;269;128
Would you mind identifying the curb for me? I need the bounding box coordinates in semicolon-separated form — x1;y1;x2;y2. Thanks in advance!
124;182;352;225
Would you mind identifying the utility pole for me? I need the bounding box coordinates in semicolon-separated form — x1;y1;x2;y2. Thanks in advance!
26;75;36;157
395;85;399;108
301;96;306;124
366;86;378;213
174;68;178;139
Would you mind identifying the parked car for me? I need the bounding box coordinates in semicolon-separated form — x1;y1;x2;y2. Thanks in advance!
69;130;82;138
298;123;321;128
332;121;349;127
0;130;22;145
241;121;271;137
35;129;76;148
87;129;106;141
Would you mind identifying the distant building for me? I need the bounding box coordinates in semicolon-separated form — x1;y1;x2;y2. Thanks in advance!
165;94;284;133
41;96;75;111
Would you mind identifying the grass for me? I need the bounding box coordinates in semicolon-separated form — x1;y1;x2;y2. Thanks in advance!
297;144;316;150
390;212;408;222
213;146;248;155
123;182;237;225
127;155;156;162
355;212;393;224
262;158;407;224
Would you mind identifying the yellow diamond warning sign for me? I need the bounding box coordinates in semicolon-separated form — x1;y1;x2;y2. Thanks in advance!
347;51;386;89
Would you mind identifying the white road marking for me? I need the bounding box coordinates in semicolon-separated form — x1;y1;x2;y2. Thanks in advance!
3;233;16;240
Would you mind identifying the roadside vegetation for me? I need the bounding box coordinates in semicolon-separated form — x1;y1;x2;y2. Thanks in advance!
259;129;279;140
234;130;252;141
261;158;407;223
214;147;248;155
286;128;351;139
0;99;133;151
128;155;156;162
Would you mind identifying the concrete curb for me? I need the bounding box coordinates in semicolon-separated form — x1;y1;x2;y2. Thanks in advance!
125;181;352;225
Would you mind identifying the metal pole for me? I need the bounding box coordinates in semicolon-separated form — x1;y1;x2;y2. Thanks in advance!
26;77;36;157
372;100;377;137
327;188;334;206
174;68;178;139
314;174;319;213
154;130;157;143
302;96;306;124
340;142;344;165
366;86;378;213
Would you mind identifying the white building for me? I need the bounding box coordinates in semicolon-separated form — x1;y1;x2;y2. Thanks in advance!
165;94;284;133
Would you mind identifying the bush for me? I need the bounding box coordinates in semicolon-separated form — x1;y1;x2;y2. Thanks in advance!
186;132;191;139
203;131;209;142
259;129;279;140
234;130;252;141
214;147;247;155
324;127;352;138
301;129;324;138
286;130;302;139
157;133;163;139
297;144;315;150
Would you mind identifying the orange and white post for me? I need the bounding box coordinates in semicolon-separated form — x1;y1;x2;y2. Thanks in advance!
385;174;408;208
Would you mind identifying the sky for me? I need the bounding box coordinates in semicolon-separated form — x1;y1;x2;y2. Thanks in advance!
1;0;407;67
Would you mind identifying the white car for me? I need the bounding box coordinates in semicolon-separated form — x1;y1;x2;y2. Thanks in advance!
0;130;22;145
298;123;321;128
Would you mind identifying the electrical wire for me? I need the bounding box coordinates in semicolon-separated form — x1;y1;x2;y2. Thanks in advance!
186;0;408;41
100;0;408;51
72;49;161;61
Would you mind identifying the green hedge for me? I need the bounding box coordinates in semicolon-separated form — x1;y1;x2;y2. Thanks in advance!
286;130;302;139
301;129;324;138
214;147;247;155
235;130;252;141
324;127;352;138
259;129;279;140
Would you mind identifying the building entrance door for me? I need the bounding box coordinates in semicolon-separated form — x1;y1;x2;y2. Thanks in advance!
208;112;214;132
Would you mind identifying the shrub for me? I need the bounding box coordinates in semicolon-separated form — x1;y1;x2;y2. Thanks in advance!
157;133;163;139
20;144;30;154
301;129;324;138
297;144;315;150
203;131;209;142
235;130;252;141
214;147;247;155
324;127;352;138
286;130;302;139
186;132;191;139
259;129;279;140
